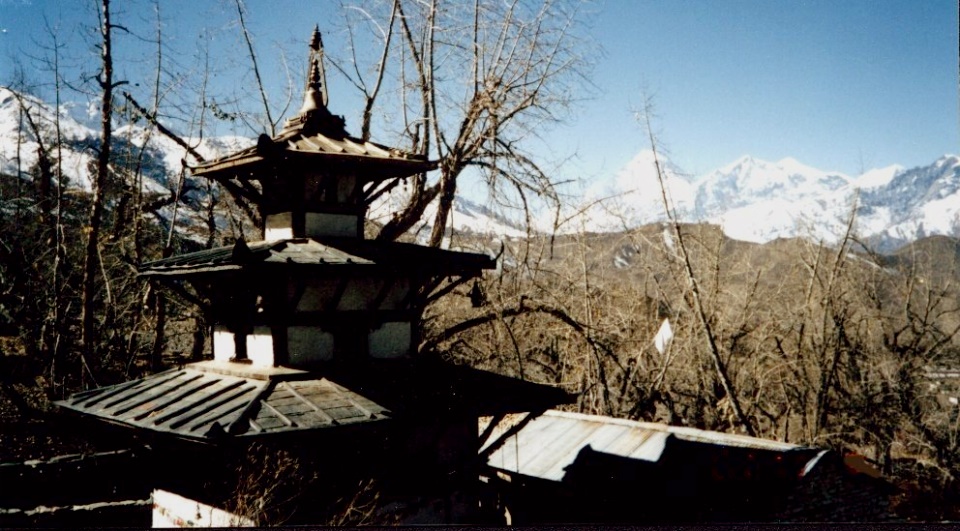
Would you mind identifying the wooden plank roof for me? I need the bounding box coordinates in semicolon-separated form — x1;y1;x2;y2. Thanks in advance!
138;238;496;278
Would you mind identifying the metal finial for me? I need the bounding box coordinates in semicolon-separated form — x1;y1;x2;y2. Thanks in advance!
285;26;343;134
310;25;322;51
299;26;328;113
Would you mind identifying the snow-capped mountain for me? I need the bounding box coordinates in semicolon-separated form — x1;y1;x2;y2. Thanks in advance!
0;86;523;242
694;156;855;243
583;149;695;232
0;88;93;144
588;149;960;250
0;86;254;193
0;88;101;190
5;86;960;250
0;86;265;243
859;155;960;249
694;156;851;218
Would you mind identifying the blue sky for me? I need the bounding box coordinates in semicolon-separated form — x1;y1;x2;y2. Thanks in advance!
1;0;957;185
573;0;959;179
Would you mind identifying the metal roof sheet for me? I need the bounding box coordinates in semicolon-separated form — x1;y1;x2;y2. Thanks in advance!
58;360;571;443
139;237;495;277
484;410;812;483
55;361;390;441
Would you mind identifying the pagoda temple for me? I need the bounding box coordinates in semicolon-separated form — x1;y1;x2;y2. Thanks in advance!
56;28;568;526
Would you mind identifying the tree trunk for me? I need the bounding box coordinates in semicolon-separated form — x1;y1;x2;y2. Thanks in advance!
80;0;114;384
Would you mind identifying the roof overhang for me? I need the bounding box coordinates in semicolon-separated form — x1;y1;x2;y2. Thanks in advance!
138;238;496;278
191;132;436;182
55;359;572;443
54;361;391;443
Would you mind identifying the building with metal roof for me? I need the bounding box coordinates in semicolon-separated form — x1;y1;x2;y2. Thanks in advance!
60;362;389;440
479;410;894;523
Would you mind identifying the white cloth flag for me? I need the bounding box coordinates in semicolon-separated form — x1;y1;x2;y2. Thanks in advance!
654;318;673;355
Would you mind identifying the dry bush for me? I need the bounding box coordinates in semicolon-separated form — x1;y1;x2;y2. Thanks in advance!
422;220;960;519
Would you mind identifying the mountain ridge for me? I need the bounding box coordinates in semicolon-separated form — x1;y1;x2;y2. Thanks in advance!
589;148;960;251
3;86;958;251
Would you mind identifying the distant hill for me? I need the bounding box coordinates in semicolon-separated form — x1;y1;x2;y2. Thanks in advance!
882;234;960;289
475;223;960;325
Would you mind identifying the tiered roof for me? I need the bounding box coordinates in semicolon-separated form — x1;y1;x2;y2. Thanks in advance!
56;26;570;443
190;126;435;181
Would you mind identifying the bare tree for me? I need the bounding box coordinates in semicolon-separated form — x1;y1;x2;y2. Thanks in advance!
637;99;755;436
234;0;276;136
39;18;70;389
80;0;127;384
327;0;592;245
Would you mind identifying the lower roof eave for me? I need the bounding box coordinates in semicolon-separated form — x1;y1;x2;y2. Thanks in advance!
55;359;571;443
54;361;392;443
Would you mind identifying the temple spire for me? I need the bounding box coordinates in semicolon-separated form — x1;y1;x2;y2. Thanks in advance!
298;26;328;115
285;26;344;135
311;26;328;107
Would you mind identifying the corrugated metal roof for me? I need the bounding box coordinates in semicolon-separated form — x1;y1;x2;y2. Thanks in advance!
646;421;801;451
139;237;495;277
55;361;389;441
484;410;812;483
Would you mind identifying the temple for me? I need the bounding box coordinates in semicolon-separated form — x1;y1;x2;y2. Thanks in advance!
56;28;568;525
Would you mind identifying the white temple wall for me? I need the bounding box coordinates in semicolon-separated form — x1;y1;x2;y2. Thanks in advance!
247;327;275;367
288;325;335;364
264;212;360;240
211;326;275;366
305;212;359;238
212;326;235;362
369;321;412;359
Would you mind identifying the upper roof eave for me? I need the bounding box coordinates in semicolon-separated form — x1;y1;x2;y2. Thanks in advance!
190;134;437;180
